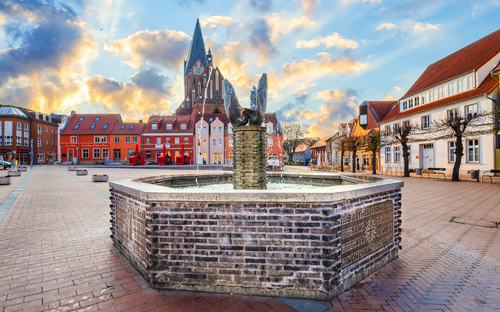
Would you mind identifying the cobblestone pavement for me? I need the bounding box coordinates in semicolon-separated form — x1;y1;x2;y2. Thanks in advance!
0;166;499;312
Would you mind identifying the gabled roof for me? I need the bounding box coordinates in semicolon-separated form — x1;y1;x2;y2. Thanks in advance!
62;113;121;135
403;29;500;98
111;122;145;135
365;101;397;130
382;74;498;123
310;135;331;149
143;115;194;133
295;138;317;153
184;19;208;76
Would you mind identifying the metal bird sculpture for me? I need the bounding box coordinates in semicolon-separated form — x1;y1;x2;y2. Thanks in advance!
224;73;268;127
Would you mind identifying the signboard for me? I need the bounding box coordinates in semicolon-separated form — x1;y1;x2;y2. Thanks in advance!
267;159;279;166
341;200;393;269
155;144;170;149
12;151;16;155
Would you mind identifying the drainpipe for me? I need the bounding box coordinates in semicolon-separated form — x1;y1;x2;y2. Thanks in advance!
78;134;81;165
488;70;500;149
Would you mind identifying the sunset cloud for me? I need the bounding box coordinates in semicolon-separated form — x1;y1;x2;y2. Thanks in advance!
104;29;191;69
199;16;232;28
288;16;316;32
247;15;284;65
413;22;440;33
376;23;396;30
281;52;366;80
296;32;359;50
296;0;321;15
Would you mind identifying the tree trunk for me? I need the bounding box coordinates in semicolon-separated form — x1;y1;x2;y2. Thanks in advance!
289;153;293;162
340;147;344;172
402;142;410;177
372;150;377;174
452;135;464;181
352;150;356;173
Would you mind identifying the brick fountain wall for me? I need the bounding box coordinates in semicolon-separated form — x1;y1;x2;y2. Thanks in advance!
232;126;267;189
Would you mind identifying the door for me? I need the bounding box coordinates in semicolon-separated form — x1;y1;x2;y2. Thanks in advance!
68;149;75;164
213;153;222;164
423;144;434;168
113;149;121;161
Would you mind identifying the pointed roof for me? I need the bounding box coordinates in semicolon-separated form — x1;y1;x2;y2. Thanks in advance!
184;19;208;76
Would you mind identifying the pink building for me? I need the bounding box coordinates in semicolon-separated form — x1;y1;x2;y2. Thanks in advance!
194;115;228;164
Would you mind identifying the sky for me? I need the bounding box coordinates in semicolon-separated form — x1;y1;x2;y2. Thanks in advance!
0;0;499;137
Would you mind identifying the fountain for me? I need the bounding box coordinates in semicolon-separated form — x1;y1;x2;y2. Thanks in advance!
109;74;404;300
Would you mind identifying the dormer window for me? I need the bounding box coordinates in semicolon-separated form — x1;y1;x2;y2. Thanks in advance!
166;124;173;130
90;124;96;130
421;95;426;105
403;101;408;110
151;124;158;130
94;117;100;122
414;96;419;107
120;124;126;129
78;117;84;122
180;123;187;130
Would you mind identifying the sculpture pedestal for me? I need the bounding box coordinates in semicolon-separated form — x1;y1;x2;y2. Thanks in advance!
233;126;267;189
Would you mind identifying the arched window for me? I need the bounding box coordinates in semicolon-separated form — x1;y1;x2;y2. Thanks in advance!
193;79;195;84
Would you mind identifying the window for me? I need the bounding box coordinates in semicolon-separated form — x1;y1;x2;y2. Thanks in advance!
458;79;464;93
125;136;130;143
129;125;134;129
115;136;120;143
467;139;479;162
203;127;207;134
415;96;419;107
51;140;54;146
184;137;189;144
46;126;48;133
384;125;390;134
94;149;100;158
101;136;107;143
24;124;29;132
267;124;273;133
94;117;100;122
465;104;477;118
120;124;126;129
51;129;54;134
403;101;408;110
24;137;28;147
448;83;456;96
203;140;207;147
409;98;413;108
447;109;458;121
82;148;89;158
37;154;45;163
213;139;216;147
219;139;222;147
90;124;96;129
402;120;410;128
78;117;84;122
228;126;233;134
394;146;400;163
212;127;216;134
421;94;426;105
197;139;200;146
38;125;42;135
166;123;173;130
468;76;474;90
229;139;233;147
4;136;12;146
73;124;79;130
103;124;109;129
197;127;201;134
385;147;391;162
438;87;444;99
421;116;430;129
268;138;273;146
219;127;222;134
175;137;179;144
38;138;42;147
156;137;161;144
151;124;158;130
102;149;109;158
181;123;187;130
16;136;21;146
133;136;137;143
393;123;400;133
94;136;100;143
71;136;77;143
166;137;171;143
448;142;456;162
17;122;22;132
146;137;151;144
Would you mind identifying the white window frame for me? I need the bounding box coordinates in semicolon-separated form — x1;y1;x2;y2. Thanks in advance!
94;136;100;143
38;125;42;135
115;136;120;143
466;139;479;163
93;148;100;159
166;123;173;130
37;138;42;148
421;115;430;129
132;136;137;143
102;149;109;158
447;109;458;121
385;147;391;163
465;104;477;118
82;148;89;158
394;146;401;163
175;137;180;144
448;141;456;163
125;136;130;143
180;123;187;130
71;136;77;143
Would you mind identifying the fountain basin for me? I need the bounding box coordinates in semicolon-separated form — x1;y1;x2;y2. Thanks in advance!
110;173;403;300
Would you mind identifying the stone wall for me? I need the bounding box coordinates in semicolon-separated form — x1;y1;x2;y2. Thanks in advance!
232;126;267;189
110;180;402;300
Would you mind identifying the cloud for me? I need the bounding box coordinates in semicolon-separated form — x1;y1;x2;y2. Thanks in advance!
176;0;206;8
296;0;320;15
413;22;440;33
394;86;401;91
85;67;173;117
376;23;396;30
288;16;316;32
247;16;283;64
281;52;366;80
0;14;4;25
199;16;232;28
249;0;273;12
374;6;387;14
104;29;190;69
385;95;394;101
296;32;358;50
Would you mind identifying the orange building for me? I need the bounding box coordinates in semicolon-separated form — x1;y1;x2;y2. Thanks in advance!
109;122;145;163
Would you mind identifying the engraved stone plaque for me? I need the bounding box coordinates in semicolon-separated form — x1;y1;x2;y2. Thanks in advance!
341;200;394;269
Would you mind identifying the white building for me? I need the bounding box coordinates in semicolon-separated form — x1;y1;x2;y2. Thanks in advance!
380;29;500;174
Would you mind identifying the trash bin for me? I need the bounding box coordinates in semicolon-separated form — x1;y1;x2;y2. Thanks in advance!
471;170;479;180
415;168;422;175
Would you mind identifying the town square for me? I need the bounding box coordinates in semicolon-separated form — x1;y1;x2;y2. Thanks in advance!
0;0;499;311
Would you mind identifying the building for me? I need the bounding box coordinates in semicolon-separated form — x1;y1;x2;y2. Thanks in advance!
380;29;500;174
142;115;194;164
60;112;121;164
194;115;228;164
50;113;69;162
224;113;284;166
290;138;317;162
175;19;226;117
110;121;146;163
0;105;59;165
310;135;331;165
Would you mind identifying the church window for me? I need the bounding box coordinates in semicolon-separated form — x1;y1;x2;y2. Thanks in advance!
215;91;219;101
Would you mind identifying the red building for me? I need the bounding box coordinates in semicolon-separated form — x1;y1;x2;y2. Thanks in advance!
142;115;195;164
60;112;121;164
0;105;58;165
110;121;145;162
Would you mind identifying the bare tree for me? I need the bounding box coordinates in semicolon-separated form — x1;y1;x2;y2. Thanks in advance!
365;129;383;175
344;135;363;173
430;110;496;181
333;135;346;172
384;123;418;177
282;122;309;162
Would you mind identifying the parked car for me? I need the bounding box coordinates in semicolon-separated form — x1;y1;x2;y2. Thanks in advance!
0;160;12;170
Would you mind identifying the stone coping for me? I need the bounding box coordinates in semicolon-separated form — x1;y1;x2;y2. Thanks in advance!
110;173;404;203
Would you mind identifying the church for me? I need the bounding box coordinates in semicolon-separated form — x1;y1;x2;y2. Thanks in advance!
175;19;226;117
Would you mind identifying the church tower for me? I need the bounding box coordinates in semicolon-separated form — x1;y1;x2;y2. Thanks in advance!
176;19;225;116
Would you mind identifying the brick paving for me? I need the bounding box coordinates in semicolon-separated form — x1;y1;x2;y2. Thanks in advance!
0;166;499;312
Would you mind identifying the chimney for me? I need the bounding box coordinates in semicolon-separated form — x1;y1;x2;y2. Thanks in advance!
139;119;143;123
70;110;76;116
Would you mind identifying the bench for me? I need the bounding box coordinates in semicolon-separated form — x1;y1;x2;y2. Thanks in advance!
421;168;446;180
481;169;500;183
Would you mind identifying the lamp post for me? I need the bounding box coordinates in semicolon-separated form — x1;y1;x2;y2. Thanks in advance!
30;139;33;168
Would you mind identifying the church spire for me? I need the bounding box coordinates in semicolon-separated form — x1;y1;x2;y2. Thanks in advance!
184;18;208;76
